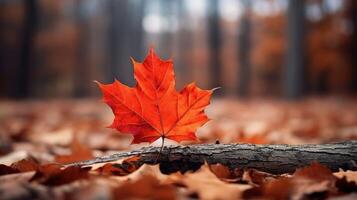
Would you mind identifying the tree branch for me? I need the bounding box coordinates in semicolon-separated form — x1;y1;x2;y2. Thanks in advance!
68;141;357;174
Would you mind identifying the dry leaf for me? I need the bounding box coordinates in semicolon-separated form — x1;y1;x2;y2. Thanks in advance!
209;163;243;183
96;156;141;176
334;170;357;184
0;164;19;176
54;137;93;164
112;174;176;200
10;157;40;172
243;162;339;200
242;169;277;185
173;164;251;200
30;164;90;186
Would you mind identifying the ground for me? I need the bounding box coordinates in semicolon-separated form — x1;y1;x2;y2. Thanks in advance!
0;97;356;199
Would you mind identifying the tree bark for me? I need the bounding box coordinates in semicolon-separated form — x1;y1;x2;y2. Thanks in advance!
68;141;357;174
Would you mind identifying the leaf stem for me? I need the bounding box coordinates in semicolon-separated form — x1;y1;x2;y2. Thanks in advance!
154;136;165;164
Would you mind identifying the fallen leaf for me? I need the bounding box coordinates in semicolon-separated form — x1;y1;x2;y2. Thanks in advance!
335;176;357;193
0;164;19;176
108;164;177;199
172;164;251;200
209;163;233;179
209;163;243;183
334;170;357;184
96;156;141;176
114;164;169;183
10;157;40;172
0;150;29;165
54;137;93;164
96;48;213;144
0;171;35;183
68;179;115;200
244;177;293;200
242;169;277;185
0;157;40;176
243;162;339;200
293;162;336;182
112;174;176;200
30;164;90;186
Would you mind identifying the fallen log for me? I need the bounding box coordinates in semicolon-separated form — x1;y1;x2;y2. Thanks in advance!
68;141;357;174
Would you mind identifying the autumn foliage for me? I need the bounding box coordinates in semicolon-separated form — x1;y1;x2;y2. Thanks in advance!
96;48;213;144
1;97;357;199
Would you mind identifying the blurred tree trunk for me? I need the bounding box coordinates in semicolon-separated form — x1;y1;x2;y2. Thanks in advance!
107;0;128;83
350;0;357;93
158;0;174;57
207;0;222;93
106;0;144;86
17;0;38;98
285;0;305;99
73;0;90;97
119;0;145;86
237;0;251;96
173;0;192;85
127;0;145;59
0;3;23;97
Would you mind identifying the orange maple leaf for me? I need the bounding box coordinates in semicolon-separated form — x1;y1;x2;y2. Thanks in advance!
96;48;213;144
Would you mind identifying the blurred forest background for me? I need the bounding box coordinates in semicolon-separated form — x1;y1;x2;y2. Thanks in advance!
0;0;356;99
1;2;357;198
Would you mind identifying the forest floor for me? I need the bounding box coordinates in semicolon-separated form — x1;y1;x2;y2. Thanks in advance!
0;97;357;199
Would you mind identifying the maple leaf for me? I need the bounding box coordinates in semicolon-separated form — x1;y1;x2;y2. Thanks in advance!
96;48;213;144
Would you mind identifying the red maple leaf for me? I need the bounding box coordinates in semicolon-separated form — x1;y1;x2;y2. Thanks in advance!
96;48;213;144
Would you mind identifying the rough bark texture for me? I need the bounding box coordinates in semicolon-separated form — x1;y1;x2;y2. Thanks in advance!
68;141;357;174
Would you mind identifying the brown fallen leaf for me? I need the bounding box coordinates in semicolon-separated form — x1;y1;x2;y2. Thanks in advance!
10;157;40;172
294;162;337;182
209;163;244;183
96;156;141;176
242;168;277;185
112;174;176;200
0;150;29;165
243;177;293;200
0;171;35;183
243;162;339;200
0;157;40;176
172;164;251;200
68;178;116;200
108;164;177;199
114;164;170;183
334;170;357;184
30;164;90;186
0;164;19;176
54;137;93;164
335;176;357;193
